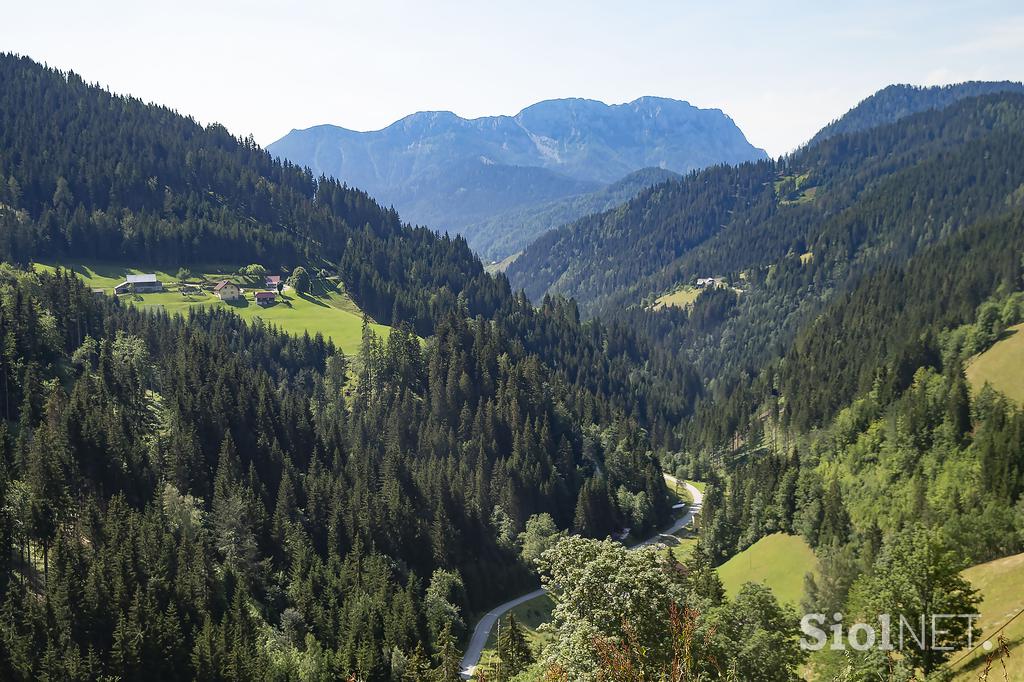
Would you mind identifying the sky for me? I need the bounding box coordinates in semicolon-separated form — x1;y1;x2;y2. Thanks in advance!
3;0;1023;156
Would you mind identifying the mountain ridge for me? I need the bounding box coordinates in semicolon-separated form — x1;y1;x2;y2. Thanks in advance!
268;96;766;237
508;86;1024;318
808;80;1024;146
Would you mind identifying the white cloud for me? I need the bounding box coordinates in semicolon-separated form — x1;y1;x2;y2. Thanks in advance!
946;15;1024;54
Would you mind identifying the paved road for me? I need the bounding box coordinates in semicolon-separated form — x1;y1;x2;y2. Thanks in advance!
459;477;704;678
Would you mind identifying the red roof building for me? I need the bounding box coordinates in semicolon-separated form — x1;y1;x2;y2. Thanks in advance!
255;290;277;306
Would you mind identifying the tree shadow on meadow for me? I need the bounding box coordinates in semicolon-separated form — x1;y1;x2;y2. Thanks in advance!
297;292;329;308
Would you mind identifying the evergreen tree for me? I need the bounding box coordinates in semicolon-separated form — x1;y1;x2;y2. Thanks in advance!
432;620;461;682
495;613;533;680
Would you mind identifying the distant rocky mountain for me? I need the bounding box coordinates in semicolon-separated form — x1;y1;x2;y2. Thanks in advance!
268;97;766;241
809;81;1024;146
464;166;680;262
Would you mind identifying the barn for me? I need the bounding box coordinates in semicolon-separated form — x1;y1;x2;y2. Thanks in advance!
114;273;163;294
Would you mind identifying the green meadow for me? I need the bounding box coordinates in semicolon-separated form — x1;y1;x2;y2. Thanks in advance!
716;533;818;608
35;262;389;355
653;285;700;310
474;593;556;678
966;322;1024;404
951;551;1024;680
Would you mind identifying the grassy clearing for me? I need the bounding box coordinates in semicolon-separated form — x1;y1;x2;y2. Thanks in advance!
951;551;1024;680
775;172;818;205
717;533;818;608
966;322;1024;404
670;536;698;563
654;285;700;310
484;251;521;274
782;185;818;205
36;262;389;355
474;593;555;679
664;474;692;504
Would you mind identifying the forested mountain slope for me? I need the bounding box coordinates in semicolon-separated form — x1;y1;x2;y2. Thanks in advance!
509;91;1024;327
629;92;1024;678
464;167;679;262
684;211;1024;677
0;55;706;681
808;80;1024;146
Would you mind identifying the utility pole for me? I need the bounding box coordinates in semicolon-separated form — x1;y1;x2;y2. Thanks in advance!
495;617;502;682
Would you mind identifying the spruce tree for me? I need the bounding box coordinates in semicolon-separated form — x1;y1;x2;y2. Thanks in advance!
403;642;431;681
495;613;533;680
432;620;461;682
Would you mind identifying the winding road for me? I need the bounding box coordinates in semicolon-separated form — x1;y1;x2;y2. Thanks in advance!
459;476;703;679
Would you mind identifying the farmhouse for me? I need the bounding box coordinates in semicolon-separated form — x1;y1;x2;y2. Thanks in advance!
114;273;163;294
696;277;726;289
255;290;276;306
214;280;241;301
265;275;282;289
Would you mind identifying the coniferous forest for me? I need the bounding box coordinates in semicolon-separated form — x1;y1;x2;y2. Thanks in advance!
0;55;690;680
1;44;1024;682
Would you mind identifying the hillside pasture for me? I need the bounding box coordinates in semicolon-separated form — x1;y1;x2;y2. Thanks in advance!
716;533;818;608
966;322;1024;404
952;551;1024;680
654;285;700;310
36;262;389;354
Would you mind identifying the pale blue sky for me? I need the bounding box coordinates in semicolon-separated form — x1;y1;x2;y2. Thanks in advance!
3;0;1023;155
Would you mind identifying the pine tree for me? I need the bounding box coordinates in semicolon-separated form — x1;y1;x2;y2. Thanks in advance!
432;620;461;682
26;386;72;581
495;613;533;680
403;642;432;681
684;545;725;606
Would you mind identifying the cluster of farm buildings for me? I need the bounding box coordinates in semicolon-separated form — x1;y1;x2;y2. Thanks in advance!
695;277;727;289
112;273;283;306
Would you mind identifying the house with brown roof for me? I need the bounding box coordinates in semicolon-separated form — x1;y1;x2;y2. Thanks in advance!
214;280;241;301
